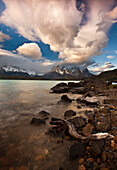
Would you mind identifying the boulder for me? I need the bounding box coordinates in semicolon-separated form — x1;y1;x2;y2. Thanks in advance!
64;110;76;118
68;116;87;128
76;98;99;107
85;110;95;124
89;140;104;157
61;95;72;103
50;83;69;93
30;118;45;125
69;143;85;159
82;123;94;136
68;87;87;94
94;121;111;132
38;110;50;119
94;112;111;132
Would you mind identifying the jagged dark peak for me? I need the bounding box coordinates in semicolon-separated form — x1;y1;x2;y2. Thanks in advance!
82;68;90;73
71;67;81;73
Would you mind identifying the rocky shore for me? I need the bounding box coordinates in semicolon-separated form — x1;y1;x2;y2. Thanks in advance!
31;80;117;170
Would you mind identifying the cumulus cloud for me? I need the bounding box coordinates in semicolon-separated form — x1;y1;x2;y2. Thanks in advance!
0;0;117;65
0;48;55;73
42;59;55;66
0;31;10;42
16;43;42;60
106;55;115;59
89;62;115;74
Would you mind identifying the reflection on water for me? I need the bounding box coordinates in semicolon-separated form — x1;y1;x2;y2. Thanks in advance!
0;80;85;169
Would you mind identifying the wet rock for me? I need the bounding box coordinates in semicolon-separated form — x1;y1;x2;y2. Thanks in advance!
94;121;111;132
76;98;99;107
77;105;82;109
82;123;94;136
89;140;104;157
30;118;45;125
38;110;49;119
94;111;111;132
85;110;95;124
61;95;72;103
68;116;87;128
68;82;83;87
83;91;94;98
104;99;117;105
68;87;87;94
64;110;76;118
69;143;85;159
50;83;68;93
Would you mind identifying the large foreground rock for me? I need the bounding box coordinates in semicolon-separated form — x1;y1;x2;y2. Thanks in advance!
76;98;99;107
50;83;68;93
68;116;87;128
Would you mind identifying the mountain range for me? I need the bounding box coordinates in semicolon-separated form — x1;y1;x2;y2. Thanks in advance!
43;65;93;79
0;65;117;81
0;65;93;80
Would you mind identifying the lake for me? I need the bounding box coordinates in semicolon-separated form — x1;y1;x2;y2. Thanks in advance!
0;80;83;170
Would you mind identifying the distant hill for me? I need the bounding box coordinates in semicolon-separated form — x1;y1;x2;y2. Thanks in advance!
90;69;117;82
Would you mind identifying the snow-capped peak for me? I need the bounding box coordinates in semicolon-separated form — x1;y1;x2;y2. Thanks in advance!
2;65;36;76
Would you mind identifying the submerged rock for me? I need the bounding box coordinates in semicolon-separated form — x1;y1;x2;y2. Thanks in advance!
69;143;85;159
30;118;45;125
38;110;50;119
64;110;76;118
61;95;72;103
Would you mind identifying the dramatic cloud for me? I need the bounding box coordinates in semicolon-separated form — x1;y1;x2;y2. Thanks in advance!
0;0;117;65
89;62;115;74
106;55;115;59
0;0;82;52
16;43;42;60
0;31;10;42
107;6;117;20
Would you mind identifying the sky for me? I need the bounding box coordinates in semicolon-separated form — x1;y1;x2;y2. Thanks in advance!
0;0;117;74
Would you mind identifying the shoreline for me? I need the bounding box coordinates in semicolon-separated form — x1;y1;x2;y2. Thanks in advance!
0;79;117;169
